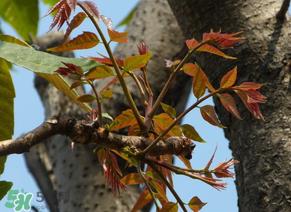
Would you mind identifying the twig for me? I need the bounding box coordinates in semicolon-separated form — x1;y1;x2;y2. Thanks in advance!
276;0;290;21
141;89;222;155
149;162;187;212
88;81;103;125
0;116;194;157
78;2;146;131
138;166;160;210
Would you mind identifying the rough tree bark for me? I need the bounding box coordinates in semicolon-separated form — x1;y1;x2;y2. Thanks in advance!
167;0;291;212
24;0;187;211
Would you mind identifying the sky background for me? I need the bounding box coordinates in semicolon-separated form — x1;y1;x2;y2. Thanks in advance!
0;0;266;211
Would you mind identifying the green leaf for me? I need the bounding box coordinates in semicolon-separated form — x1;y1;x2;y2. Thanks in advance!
0;0;38;40
0;156;7;175
181;124;205;143
0;58;14;141
161;102;176;118
0;181;13;200
77;94;96;103
0;41;99;112
42;0;59;6
85;65;115;80
160;202;178;212
116;5;137;27
123;53;152;72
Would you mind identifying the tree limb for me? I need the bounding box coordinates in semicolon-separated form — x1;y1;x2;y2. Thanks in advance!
276;0;290;21
0;116;195;158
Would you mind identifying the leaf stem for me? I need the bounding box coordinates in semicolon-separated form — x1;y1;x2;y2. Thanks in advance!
88;81;103;125
78;3;146;131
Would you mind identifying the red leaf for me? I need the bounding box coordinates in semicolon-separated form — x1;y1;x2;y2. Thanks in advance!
185;38;199;50
200;105;225;128
78;1;100;19
64;12;87;40
220;67;237;88
47;0;77;30
203;31;243;48
185;39;236;59
108;29;128;43
218;93;242;119
48;32;99;52
233;82;263;91
90;57;124;67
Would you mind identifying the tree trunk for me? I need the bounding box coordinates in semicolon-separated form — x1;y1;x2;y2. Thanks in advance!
167;0;291;211
24;0;187;211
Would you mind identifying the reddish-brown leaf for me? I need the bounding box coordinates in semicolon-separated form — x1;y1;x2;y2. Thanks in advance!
48;32;99;52
47;0;77;30
233;82;263;91
131;189;152;212
64;12;87;40
197;44;236;59
108;29;128;43
185;38;199;50
220;66;237;88
203;31;243;48
188;196;206;212
200;105;225;128
218;93;242;119
78;1;100;18
90;57;124;67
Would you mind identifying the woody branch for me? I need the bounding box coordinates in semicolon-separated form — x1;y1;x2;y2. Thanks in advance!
0;116;195;158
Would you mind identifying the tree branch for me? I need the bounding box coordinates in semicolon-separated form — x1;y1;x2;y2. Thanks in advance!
276;0;290;21
0;116;195;158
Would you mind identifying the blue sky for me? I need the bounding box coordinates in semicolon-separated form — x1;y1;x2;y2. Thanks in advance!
0;1;239;211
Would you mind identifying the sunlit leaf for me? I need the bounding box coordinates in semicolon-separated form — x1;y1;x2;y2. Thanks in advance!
203;31;243;48
0;34;31;47
0;181;12;200
200;105;225;128
108;29;128;43
220;67;237;88
123;53;152;72
153;113;182;137
110;109;137;131
0;41;97;112
77;94;95;103
188;196;206;212
0;0;38;40
161;102;176;118
160;202;178;212
65;12;87;40
185;39;236;59
218;93;242;119
48;32;99;52
181;124;205;143
131;189;152;212
120;173;143;185
182;63;216;93
85;65;115;80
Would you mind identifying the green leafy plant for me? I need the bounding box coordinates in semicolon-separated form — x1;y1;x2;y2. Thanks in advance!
0;0;266;211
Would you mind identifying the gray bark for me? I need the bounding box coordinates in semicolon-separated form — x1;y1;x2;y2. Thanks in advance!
167;0;291;212
24;0;187;211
